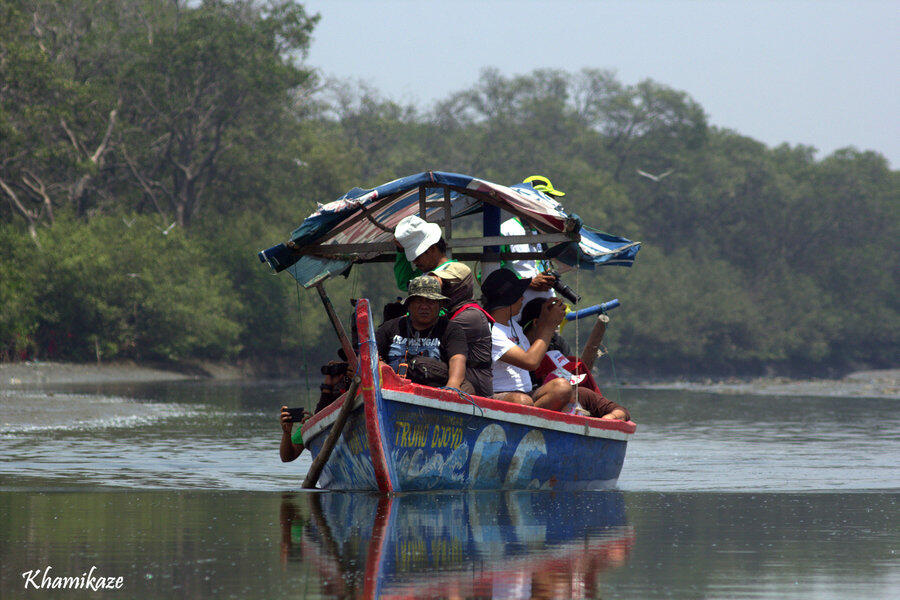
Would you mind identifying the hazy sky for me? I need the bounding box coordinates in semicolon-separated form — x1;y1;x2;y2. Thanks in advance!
303;0;898;167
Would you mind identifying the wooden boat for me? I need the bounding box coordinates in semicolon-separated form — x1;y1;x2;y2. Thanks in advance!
299;298;635;491
291;489;634;599
260;171;641;491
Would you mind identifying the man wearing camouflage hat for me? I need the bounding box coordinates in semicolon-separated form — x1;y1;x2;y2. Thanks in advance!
375;276;469;391
393;214;492;397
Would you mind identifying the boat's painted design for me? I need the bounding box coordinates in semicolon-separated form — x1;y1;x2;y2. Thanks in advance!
301;299;635;492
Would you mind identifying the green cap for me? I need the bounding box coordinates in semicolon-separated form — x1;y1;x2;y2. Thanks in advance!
405;276;449;303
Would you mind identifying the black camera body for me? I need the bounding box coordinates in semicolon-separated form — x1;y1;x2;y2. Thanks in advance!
285;407;309;423
545;270;581;305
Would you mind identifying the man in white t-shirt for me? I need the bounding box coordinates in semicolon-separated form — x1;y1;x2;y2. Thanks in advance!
481;268;573;410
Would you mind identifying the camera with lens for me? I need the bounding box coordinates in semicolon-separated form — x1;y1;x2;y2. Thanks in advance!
545;270;581;305
320;362;349;377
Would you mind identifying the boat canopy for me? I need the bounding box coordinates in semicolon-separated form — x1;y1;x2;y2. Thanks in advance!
259;171;640;288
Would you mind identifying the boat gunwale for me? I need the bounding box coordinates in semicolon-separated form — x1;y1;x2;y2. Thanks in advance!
301;366;636;444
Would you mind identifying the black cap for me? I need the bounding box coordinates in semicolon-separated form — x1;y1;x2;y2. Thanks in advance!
480;268;531;311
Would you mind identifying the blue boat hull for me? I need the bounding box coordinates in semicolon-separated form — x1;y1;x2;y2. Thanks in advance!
301;299;635;492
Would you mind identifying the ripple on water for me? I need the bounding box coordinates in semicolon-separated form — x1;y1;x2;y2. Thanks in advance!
0;389;203;434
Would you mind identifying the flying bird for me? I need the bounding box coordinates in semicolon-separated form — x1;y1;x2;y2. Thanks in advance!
636;168;674;182
122;217;136;228
156;221;176;235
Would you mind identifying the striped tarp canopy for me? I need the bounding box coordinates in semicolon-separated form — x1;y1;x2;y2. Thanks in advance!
259;171;640;287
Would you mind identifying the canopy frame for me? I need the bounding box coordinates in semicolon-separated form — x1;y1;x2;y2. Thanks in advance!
297;183;580;263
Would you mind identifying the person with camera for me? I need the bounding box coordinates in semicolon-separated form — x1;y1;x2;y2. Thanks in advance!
375;275;471;392
279;406;309;462
279;354;353;462
481;268;576;411
479;175;575;317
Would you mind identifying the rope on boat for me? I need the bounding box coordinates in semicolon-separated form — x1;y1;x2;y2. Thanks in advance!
356;339;377;377
574;266;580;410
600;342;624;406
350;265;360;305
295;281;311;406
440;386;484;428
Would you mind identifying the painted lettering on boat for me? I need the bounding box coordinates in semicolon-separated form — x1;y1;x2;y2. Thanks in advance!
394;538;426;571
346;429;367;455
394;538;464;572
431;424;464;449
394;420;464;449
394;421;430;448
430;538;464;565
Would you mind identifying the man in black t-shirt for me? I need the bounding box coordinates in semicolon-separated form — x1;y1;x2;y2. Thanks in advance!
375;276;468;390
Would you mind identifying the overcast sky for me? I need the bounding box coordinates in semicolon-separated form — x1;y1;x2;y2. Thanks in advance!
302;0;898;168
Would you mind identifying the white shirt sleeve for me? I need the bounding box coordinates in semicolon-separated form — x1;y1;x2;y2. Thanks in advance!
490;324;518;363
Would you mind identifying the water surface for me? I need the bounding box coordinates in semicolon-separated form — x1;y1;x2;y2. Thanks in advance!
1;380;897;598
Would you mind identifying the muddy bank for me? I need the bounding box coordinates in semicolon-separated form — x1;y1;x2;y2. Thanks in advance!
0;360;243;388
627;369;899;399
3;361;897;399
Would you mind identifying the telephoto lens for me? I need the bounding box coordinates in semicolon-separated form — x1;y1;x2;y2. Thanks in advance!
546;271;581;304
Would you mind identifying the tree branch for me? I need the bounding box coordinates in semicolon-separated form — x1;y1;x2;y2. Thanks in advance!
59;117;86;157
89;100;121;165
0;177;40;246
21;169;54;224
122;146;167;220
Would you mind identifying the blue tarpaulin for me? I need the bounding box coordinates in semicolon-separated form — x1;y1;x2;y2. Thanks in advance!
260;171;640;287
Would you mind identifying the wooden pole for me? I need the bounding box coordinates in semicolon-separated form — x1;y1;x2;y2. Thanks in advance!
314;282;358;372
301;376;361;489
580;314;610;370
442;185;453;257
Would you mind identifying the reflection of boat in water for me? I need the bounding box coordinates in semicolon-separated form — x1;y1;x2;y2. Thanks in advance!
260;172;639;491
288;491;634;599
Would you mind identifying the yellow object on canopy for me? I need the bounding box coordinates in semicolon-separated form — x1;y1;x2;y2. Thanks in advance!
523;175;565;197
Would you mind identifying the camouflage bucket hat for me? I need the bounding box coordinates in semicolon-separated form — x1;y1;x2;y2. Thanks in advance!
405;275;449;303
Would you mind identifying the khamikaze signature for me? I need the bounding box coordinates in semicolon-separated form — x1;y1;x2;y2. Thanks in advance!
22;565;124;591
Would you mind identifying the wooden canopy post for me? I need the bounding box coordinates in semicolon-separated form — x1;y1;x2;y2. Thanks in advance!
442;185;453;257
482;203;501;254
418;185;427;219
314;282;358;372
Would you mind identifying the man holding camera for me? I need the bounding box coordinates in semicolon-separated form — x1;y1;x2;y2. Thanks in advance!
375;275;469;389
480;175;569;317
279;358;351;462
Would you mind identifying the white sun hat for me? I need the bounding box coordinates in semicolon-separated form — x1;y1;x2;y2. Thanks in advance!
395;215;442;262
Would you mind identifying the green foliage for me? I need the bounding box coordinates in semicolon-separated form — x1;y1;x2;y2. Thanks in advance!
0;217;241;362
1;3;896;375
0;227;40;359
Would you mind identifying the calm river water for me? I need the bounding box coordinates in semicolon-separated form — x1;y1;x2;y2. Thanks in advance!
1;380;897;598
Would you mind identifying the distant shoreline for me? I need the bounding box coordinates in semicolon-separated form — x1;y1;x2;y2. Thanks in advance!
0;360;242;388
623;369;898;399
1;360;896;399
